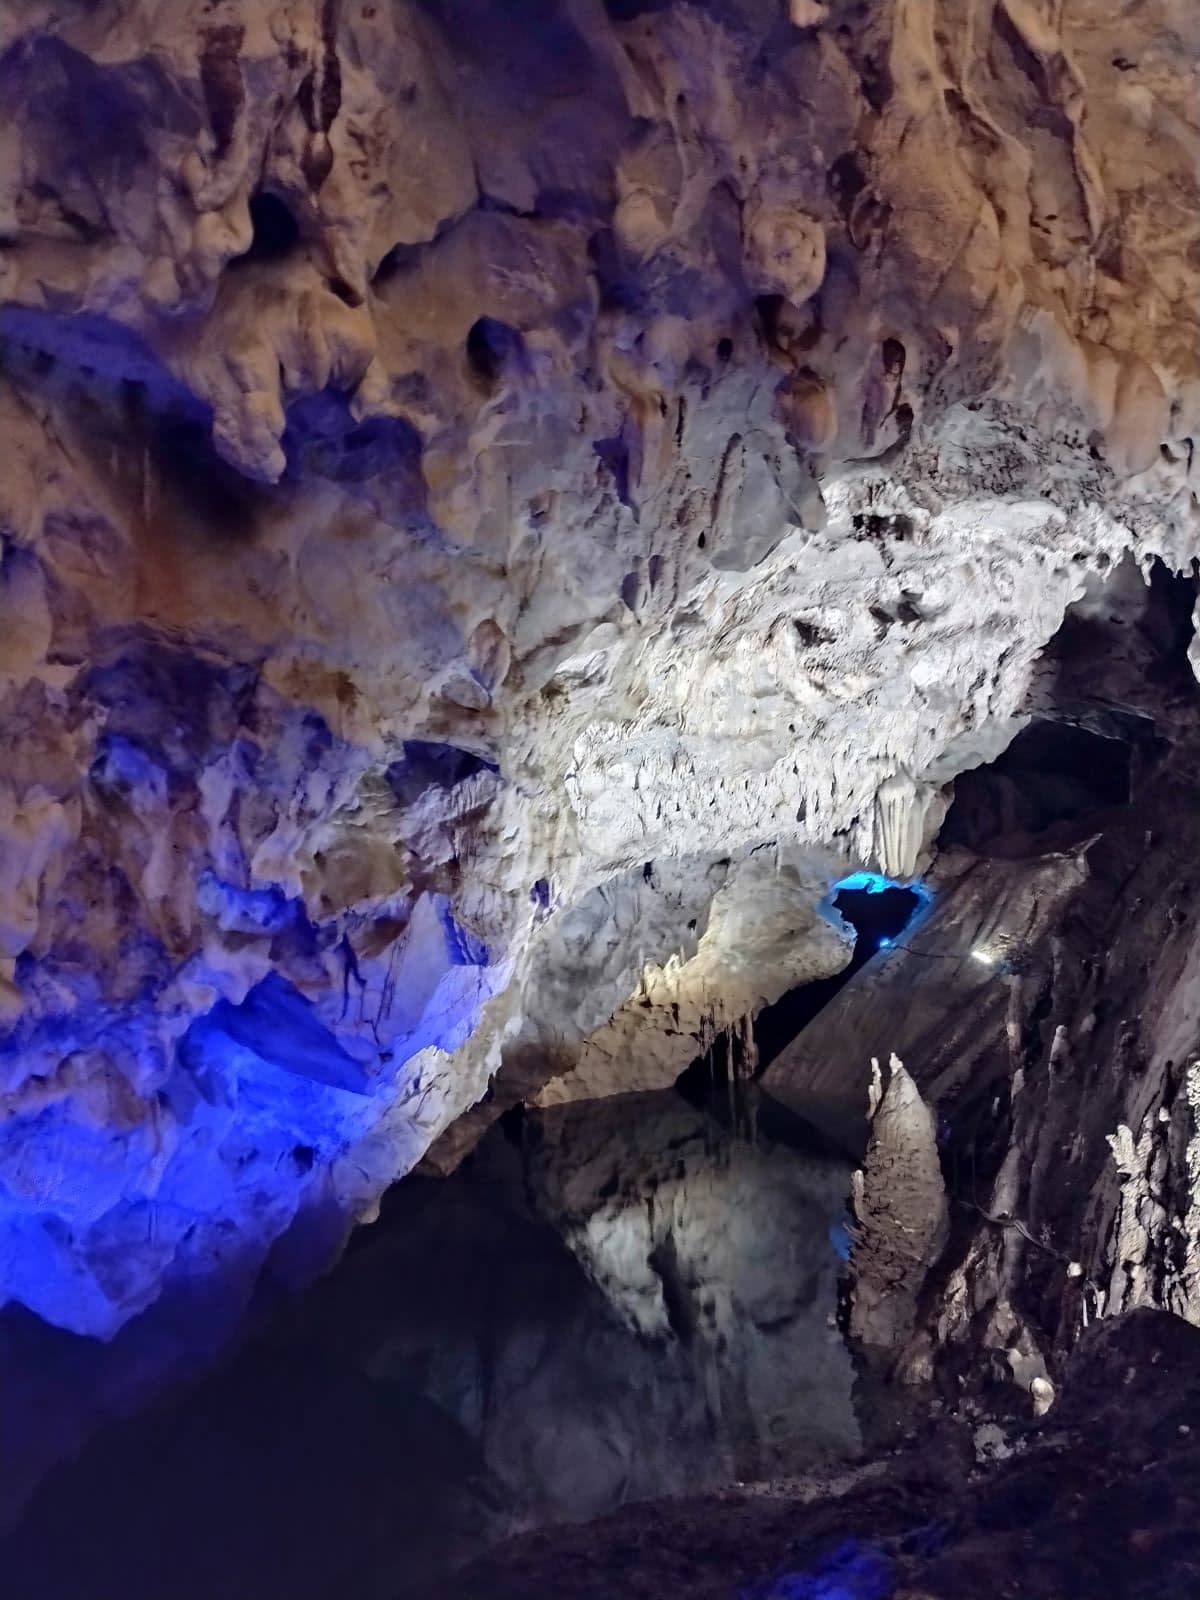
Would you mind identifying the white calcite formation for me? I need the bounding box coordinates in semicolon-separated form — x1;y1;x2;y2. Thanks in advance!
0;0;1196;1338
535;847;853;1105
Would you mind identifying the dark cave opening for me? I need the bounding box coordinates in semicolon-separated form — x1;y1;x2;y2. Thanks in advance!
230;190;302;268
939;719;1134;855
831;880;927;953
754;878;926;1070
465;316;526;390
677;875;929;1114
148;414;266;536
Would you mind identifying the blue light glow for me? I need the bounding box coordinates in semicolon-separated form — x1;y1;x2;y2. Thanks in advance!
816;871;935;939
746;1538;895;1599
438;900;490;967
829;871;935;910
830;870;895;895
186;972;373;1094
828;1217;852;1262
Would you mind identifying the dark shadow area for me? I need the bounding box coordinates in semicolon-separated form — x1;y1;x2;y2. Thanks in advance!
678;879;927;1116
465;316;526;389
939;720;1132;855
282;387;428;502
940;558;1198;860
430;1311;1200;1600
1037;556;1198;752
149;414;266;538
602;0;673;18
386;739;498;807
831;882;925;955
0;1092;855;1600
229;190;301;268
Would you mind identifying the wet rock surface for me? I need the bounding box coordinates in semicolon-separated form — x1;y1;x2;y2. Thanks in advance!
0;2;1198;1595
3;553;1200;1596
431;1309;1200;1600
0;0;1198;1350
0;1089;858;1596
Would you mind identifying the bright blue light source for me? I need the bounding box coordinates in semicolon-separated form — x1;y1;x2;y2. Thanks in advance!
817;871;935;938
831;870;895;895
750;1537;895;1599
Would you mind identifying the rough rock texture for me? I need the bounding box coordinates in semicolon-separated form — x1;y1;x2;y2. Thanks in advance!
0;0;1197;1346
526;1092;857;1463
535;850;852;1104
429;1308;1200;1600
849;1054;949;1349
762;844;1090;1150
770;563;1200;1412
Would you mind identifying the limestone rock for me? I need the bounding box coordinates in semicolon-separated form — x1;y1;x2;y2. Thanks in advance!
0;0;1195;1342
849;1054;949;1349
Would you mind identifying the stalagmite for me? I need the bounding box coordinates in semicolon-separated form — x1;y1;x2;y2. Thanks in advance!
850;1055;949;1350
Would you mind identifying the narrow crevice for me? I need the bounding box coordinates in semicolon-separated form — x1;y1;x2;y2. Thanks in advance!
229;191;301;268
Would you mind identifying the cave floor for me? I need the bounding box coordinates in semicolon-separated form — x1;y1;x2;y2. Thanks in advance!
426;1311;1200;1600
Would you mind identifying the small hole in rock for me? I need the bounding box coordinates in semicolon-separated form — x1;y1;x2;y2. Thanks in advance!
328;275;360;307
828;152;868;216
466;317;526;389
372;242;421;286
882;337;906;378
755;294;785;347
232;191;301;267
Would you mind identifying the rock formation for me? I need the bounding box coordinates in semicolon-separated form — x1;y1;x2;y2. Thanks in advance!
849;1053;949;1350
430;1308;1200;1600
0;1094;859;1595
0;1;1197;1530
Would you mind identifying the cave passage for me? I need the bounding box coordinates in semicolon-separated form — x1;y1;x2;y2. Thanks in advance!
755;873;929;1070
940;719;1135;854
826;871;930;952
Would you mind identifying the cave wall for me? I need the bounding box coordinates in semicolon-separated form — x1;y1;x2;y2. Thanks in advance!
762;567;1200;1406
0;0;1197;1347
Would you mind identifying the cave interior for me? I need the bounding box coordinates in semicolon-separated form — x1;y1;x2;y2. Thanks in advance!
0;0;1198;1596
